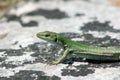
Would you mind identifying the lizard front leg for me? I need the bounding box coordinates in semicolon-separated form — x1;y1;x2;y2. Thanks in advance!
48;49;71;65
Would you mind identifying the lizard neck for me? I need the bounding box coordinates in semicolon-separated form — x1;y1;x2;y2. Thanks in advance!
57;34;91;50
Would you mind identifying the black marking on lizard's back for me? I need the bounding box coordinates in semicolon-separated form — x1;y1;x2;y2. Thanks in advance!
80;20;120;32
26;9;69;19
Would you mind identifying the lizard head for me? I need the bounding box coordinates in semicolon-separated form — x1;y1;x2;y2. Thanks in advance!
36;31;59;44
37;31;70;49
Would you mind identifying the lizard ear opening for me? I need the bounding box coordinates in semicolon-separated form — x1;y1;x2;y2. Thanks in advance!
54;38;57;42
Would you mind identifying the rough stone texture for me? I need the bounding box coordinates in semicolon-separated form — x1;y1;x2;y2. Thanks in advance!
0;0;120;80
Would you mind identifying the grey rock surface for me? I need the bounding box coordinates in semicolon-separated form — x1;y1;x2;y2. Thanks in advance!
0;0;120;80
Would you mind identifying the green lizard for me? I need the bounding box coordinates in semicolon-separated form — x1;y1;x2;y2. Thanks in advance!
36;31;120;65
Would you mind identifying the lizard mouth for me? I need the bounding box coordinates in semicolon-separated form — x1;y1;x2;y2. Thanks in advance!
36;33;41;38
36;32;44;38
36;32;50;41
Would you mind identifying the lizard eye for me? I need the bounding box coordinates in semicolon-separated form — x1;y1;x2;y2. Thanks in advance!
45;34;50;37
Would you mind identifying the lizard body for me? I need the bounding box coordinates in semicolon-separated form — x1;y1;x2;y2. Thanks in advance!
36;31;120;65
